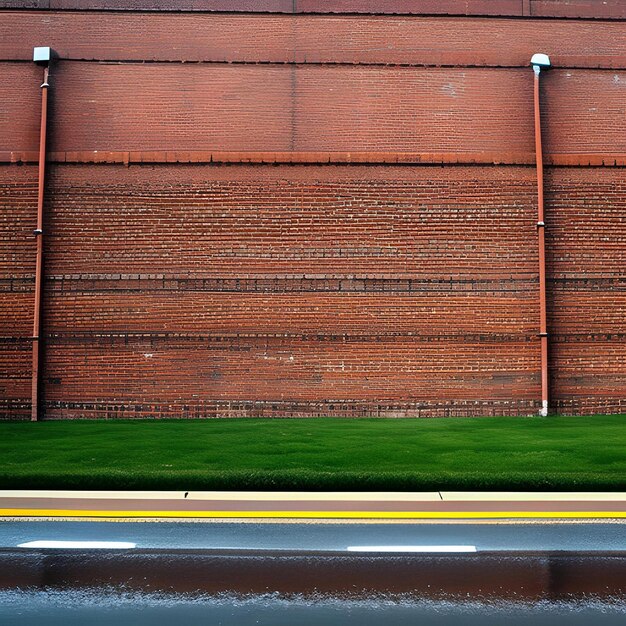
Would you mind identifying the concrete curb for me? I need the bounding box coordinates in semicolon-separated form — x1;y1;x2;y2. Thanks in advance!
2;490;626;502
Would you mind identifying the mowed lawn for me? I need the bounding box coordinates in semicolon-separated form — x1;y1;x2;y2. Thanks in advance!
1;416;625;491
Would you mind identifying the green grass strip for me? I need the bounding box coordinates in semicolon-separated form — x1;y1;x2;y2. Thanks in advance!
1;415;625;491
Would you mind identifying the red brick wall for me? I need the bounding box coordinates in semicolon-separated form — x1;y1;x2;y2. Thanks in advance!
2;0;626;18
2;63;626;156
0;2;624;419
2;14;626;67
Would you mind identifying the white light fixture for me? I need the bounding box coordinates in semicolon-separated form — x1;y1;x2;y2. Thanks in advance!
33;46;52;66
531;53;551;75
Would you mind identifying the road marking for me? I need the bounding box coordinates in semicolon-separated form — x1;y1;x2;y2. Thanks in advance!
2;509;626;520
347;545;477;552
17;540;136;549
3;516;624;525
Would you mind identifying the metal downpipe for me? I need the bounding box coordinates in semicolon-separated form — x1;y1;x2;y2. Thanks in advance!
31;64;50;422
533;61;549;417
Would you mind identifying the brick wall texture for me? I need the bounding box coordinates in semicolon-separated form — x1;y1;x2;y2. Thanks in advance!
0;0;624;419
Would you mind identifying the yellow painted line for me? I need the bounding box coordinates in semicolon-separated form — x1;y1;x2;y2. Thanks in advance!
4;516;626;526
1;509;626;520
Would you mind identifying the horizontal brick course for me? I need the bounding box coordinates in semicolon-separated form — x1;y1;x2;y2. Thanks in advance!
39;335;541;417
3;64;625;156
2;13;625;68
5;151;626;167
2;0;626;18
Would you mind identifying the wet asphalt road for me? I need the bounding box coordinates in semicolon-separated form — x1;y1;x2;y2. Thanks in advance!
2;520;625;625
1;590;626;626
1;519;625;552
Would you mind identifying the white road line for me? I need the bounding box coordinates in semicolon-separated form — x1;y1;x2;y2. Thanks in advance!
17;540;136;549
346;545;477;553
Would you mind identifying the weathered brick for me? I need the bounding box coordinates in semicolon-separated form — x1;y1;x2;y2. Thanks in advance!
0;5;624;420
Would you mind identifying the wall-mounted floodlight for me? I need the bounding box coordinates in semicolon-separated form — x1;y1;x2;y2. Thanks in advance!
531;53;551;75
33;46;52;66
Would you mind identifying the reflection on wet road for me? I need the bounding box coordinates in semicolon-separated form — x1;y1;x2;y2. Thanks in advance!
1;590;626;626
2;520;625;624
2;520;626;552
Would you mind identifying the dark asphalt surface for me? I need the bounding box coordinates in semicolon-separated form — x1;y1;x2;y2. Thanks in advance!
2;520;625;625
2;590;626;626
1;520;625;552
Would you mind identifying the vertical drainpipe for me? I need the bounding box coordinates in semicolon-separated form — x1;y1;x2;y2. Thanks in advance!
531;53;551;417
31;47;52;422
